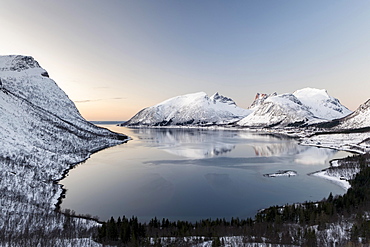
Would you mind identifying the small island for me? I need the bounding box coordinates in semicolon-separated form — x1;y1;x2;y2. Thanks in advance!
263;170;298;177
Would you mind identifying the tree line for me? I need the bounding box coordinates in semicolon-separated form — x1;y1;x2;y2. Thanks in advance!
96;153;370;246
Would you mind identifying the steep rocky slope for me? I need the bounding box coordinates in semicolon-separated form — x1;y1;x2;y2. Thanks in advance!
0;55;128;246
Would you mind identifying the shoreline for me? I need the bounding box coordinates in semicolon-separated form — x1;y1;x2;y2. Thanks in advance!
121;125;364;192
54;135;130;221
64;125;365;224
309;170;351;190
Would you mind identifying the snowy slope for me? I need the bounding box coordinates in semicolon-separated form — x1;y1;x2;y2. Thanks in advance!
248;92;277;109
123;92;251;126
293;88;352;120
238;88;351;128
0;56;83;121
0;55;128;245
331;99;370;130
238;93;316;127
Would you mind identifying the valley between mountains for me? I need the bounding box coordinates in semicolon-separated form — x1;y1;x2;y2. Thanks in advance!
1;55;370;246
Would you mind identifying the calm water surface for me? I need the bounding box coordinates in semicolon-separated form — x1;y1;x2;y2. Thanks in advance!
60;125;349;222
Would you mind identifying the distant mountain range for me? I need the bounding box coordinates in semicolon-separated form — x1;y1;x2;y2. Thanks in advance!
122;88;365;129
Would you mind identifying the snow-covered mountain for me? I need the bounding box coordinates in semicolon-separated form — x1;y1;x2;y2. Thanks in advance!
316;99;370;130
334;99;370;129
0;55;128;244
238;93;315;127
237;88;351;127
0;55;127;156
124;88;351;128
293;88;352;120
123;92;251;126
248;92;277;109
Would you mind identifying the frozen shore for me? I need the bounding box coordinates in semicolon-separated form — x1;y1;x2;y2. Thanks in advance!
300;132;370;154
310;170;351;190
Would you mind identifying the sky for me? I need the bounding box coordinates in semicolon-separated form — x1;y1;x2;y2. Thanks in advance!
1;0;370;121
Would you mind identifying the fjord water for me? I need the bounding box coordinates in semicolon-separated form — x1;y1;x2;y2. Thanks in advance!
60;125;348;222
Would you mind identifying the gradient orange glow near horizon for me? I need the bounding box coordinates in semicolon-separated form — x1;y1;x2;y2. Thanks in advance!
1;0;370;121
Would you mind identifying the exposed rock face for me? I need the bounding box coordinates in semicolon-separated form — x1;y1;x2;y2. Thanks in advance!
0;55;41;71
210;92;236;105
248;92;277;109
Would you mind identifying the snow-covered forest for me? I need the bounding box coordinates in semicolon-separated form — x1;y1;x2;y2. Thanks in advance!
0;55;128;246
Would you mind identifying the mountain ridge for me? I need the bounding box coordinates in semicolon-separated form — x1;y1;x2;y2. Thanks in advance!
123;88;354;128
238;88;352;127
313;99;370;130
122;91;251;126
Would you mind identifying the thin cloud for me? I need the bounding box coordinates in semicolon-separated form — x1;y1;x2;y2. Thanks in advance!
74;97;126;103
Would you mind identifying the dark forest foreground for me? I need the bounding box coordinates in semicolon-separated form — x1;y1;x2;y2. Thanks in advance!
96;154;370;246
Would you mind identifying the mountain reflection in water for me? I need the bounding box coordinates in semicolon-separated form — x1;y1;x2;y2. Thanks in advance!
60;126;349;222
131;128;336;164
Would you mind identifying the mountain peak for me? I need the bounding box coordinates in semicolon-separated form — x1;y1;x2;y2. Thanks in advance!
0;55;127;240
238;88;351;127
0;55;41;72
210;92;236;106
124;92;250;126
293;87;352;119
358;99;370;112
248;92;277;109
0;55;81;122
327;98;370;130
293;88;329;98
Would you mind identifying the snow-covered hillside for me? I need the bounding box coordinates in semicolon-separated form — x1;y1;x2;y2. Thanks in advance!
248;92;277;109
330;99;370;130
0;55;128;246
237;88;351;127
293;88;352;120
123;92;251;126
238;93;316;127
123;88;351;128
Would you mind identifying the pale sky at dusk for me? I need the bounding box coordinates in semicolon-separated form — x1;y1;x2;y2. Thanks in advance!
1;0;370;120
